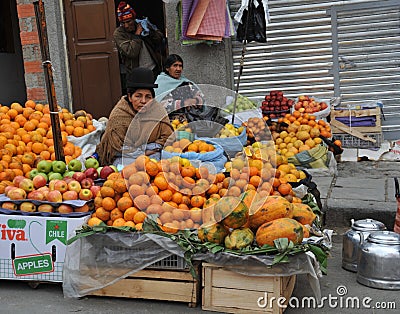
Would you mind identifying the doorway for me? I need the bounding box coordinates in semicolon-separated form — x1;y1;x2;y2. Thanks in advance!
0;0;27;105
113;0;168;94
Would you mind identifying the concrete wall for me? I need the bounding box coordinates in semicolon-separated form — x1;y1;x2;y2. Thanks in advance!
163;0;234;90
44;0;71;110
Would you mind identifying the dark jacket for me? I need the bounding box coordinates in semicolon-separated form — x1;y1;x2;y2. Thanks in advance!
113;24;164;76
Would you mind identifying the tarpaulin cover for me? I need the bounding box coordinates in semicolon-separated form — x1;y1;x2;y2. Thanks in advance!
62;232;322;300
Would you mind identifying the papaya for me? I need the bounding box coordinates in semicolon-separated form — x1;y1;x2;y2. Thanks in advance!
198;223;228;244
256;218;304;247
224;228;254;250
249;195;293;230
214;196;249;229
291;203;316;225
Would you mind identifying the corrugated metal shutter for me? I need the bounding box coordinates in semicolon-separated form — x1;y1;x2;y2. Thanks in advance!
329;0;400;139
229;0;400;139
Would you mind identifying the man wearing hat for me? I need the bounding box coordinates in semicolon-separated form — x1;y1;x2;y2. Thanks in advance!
114;1;164;80
95;67;173;167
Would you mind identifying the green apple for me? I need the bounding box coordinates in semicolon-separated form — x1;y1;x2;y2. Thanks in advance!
37;160;53;174
29;169;39;180
110;165;118;173
68;159;82;172
96;166;103;176
85;157;99;169
63;171;75;178
52;160;67;174
48;172;63;181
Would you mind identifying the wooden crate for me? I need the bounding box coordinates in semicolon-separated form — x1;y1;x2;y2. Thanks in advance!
202;263;296;314
330;107;381;134
89;264;200;307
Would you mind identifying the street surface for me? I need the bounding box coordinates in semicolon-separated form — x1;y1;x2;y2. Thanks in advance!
0;231;399;314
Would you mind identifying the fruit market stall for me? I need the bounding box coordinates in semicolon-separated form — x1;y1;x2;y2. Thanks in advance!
0;92;337;310
0;100;110;283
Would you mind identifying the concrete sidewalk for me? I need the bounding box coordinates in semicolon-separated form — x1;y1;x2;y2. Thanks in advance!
311;161;400;228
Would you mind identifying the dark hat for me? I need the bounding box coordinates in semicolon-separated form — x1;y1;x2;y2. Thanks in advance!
117;1;136;22
126;67;158;89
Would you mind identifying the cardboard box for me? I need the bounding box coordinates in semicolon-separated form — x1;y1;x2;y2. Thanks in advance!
0;214;89;282
202;263;296;314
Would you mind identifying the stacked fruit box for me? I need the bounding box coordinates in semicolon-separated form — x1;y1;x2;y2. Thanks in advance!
330;106;382;148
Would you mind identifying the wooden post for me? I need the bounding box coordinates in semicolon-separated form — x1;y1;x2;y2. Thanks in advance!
34;0;65;162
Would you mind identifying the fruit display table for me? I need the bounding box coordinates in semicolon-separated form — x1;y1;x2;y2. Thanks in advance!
0;213;89;282
62;231;322;309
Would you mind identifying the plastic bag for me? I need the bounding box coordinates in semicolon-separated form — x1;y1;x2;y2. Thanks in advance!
236;0;266;43
185;106;228;138
67;119;106;162
161;140;227;173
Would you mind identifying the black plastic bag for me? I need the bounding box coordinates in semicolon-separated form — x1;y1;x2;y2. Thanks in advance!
236;0;266;43
185;106;228;138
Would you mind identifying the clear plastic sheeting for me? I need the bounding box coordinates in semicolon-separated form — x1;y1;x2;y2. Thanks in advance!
63;231;322;300
62;232;185;298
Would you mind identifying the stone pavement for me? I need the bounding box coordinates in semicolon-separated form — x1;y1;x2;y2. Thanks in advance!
311;161;400;229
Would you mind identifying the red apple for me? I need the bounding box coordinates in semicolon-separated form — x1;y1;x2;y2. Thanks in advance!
37;186;49;199
81;178;94;189
27;190;45;201
13;175;26;188
19;178;34;193
79;188;93;201
54;180;68;193
84;168;99;181
74;204;90;212
48;179;59;191
33;175;47;189
68;180;81;193
90;185;101;197
5;186;17;196
38;204;54;213
57;204;74;214
20;201;36;212
63;176;74;184
8;188;27;200
63;190;78;201
47;190;63;203
100;166;115;179
72;171;86;182
1;202;18;210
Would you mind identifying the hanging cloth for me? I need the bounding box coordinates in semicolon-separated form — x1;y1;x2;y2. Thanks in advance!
235;0;269;43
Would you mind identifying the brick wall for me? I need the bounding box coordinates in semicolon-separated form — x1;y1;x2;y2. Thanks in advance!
16;1;46;103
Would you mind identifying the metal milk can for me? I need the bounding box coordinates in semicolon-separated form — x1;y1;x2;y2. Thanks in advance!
342;219;386;272
357;231;400;290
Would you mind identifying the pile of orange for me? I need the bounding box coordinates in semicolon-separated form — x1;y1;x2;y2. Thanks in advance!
0;100;96;182
88;153;305;233
163;138;215;154
267;111;332;158
278;111;332;138
89;171;146;229
225;152;302;205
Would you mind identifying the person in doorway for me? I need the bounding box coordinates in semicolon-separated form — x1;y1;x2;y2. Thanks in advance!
95;67;173;167
114;2;165;80
154;54;203;115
